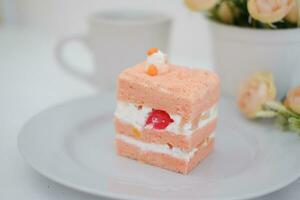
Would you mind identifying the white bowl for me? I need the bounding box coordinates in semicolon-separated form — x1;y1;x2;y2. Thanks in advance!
208;20;300;98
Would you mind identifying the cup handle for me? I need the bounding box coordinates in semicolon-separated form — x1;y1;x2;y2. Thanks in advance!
55;35;96;85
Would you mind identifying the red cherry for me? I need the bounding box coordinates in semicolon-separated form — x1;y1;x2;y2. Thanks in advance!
145;109;174;130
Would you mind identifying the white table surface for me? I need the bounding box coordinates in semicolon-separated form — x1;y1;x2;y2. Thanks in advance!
1;26;300;200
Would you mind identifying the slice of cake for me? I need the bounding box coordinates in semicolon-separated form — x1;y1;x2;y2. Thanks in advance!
114;48;220;174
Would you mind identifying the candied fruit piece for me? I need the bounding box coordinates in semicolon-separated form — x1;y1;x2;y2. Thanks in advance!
146;64;158;76
132;127;142;138
147;47;158;56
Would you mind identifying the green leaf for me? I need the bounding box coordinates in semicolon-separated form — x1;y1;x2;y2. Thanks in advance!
255;110;278;118
288;125;300;134
276;115;290;130
263;101;299;118
289;117;300;127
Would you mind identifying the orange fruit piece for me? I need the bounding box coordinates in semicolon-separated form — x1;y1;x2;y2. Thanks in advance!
132;127;142;138
146;64;158;76
147;47;158;56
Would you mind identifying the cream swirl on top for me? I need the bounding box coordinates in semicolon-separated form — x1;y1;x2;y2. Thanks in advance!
147;50;167;65
145;48;170;76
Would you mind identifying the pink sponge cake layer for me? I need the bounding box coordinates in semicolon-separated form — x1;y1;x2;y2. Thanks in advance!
114;117;217;151
115;136;214;174
117;63;220;121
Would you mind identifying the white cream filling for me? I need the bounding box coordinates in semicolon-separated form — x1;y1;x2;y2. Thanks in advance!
116;134;215;161
114;101;217;136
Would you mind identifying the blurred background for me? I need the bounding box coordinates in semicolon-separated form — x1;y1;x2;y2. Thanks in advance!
1;1;300;200
1;0;211;63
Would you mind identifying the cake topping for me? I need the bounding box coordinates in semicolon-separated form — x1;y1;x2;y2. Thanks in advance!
146;64;158;76
147;49;166;65
147;47;158;56
145;48;169;76
147;48;167;65
132;127;142;138
145;109;174;130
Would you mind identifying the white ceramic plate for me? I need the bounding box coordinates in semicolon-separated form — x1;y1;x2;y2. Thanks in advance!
18;93;300;200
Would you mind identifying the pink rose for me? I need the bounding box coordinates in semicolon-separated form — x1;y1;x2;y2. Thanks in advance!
248;0;296;23
217;1;235;24
284;86;300;114
184;0;219;11
237;72;276;118
285;4;298;23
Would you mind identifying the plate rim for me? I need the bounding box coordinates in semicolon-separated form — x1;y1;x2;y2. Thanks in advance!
18;94;300;200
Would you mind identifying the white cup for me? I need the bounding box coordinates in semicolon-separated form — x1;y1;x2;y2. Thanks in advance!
56;10;172;90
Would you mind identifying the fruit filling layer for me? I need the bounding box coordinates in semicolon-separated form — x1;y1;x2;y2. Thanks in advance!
114;101;217;136
115;133;214;161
